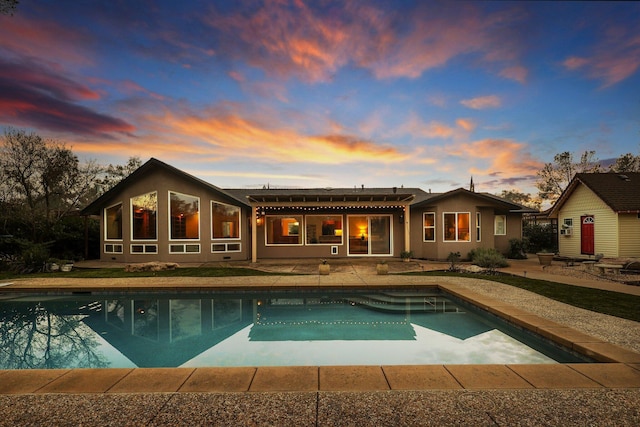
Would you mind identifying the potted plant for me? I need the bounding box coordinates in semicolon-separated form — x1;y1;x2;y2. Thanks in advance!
376;260;388;275
400;250;413;262
536;250;554;266
318;259;330;275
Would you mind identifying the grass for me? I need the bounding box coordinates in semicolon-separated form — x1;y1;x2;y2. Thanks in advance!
404;270;640;323
0;267;283;280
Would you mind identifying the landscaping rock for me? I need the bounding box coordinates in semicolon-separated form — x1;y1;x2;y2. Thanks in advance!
124;262;179;272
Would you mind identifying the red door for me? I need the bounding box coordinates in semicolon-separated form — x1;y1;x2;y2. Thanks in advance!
581;216;594;255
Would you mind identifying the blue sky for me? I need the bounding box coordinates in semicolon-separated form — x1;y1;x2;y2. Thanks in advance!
1;1;638;197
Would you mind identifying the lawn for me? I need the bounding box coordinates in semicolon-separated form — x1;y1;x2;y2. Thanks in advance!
404;271;640;323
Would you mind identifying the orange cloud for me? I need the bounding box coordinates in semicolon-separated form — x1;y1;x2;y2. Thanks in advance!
455;118;476;132
143;108;409;165
460;95;501;110
394;114;455;140
447;139;543;179
499;65;528;84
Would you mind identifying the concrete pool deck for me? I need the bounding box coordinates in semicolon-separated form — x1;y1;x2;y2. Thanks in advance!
1;257;639;425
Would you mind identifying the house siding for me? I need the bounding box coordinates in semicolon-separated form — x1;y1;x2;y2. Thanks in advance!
619;213;640;257
557;184;619;258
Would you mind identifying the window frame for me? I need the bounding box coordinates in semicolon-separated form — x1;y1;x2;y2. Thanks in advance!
169;191;200;241
443;212;471;242
305;214;343;245
423;212;436;242
131;191;158;241
211;200;242;241
265;215;304;246
104;202;123;241
494;215;507;236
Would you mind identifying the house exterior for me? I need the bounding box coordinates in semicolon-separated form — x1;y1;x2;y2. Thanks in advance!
549;172;640;259
82;158;536;263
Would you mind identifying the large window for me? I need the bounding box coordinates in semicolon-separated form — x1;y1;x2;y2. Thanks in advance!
170;192;200;240
494;215;506;235
212;201;240;239
423;212;435;242
306;215;343;244
266;216;303;245
105;203;122;240
443;212;470;242
132;192;157;240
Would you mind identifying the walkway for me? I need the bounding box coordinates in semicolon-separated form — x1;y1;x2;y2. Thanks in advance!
0;257;639;425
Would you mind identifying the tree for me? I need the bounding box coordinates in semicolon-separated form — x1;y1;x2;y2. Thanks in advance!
535;150;601;205
97;156;142;194
609;152;640;173
0;0;19;15
0;128;101;242
498;189;541;211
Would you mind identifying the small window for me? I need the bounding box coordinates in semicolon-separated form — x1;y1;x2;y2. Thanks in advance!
170;244;201;254
423;213;435;242
563;218;573;228
131;244;157;254
476;212;481;242
104;244;123;254
212;243;241;252
494;215;506;236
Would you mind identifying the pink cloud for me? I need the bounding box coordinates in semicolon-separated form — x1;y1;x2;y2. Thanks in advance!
204;1;528;83
460;95;502;110
0;15;94;66
563;26;640;87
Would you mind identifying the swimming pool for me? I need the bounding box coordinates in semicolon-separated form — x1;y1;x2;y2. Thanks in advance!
0;289;591;369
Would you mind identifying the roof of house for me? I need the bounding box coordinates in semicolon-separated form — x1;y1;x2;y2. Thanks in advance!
551;172;640;215
81;158;250;215
81;158;538;214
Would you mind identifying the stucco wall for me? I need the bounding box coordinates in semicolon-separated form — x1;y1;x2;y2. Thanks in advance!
99;168;250;263
557;184;618;258
410;193;522;261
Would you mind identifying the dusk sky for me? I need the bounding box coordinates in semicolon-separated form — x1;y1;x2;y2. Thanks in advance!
1;1;639;197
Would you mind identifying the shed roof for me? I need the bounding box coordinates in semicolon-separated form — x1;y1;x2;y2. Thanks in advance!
551;172;640;215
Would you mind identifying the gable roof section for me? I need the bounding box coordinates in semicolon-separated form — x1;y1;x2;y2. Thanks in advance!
81;158;250;215
551;172;640;215
411;187;537;213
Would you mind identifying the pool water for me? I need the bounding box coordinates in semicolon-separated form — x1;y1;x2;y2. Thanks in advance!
0;289;590;369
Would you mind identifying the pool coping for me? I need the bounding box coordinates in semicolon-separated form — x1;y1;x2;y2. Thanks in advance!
1;281;640;393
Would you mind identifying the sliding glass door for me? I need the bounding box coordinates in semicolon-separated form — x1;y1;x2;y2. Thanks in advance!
347;215;392;256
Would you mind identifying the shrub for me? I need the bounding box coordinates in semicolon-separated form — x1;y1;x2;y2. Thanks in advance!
507;238;529;259
470;247;509;272
523;222;556;253
20;242;50;273
446;251;461;271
